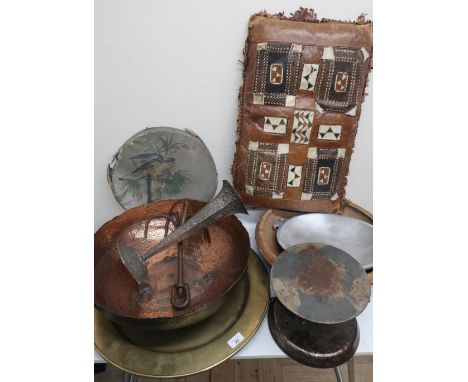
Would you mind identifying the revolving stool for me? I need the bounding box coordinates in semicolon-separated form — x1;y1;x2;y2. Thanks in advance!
268;298;359;382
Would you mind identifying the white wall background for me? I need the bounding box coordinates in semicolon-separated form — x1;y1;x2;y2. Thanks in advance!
95;0;373;230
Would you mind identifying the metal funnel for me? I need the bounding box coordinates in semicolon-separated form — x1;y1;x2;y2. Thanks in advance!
117;180;248;286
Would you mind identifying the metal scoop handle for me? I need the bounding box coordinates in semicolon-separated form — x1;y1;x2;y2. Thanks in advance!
171;201;190;309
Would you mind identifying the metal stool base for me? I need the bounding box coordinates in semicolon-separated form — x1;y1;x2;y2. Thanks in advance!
123;372;138;382
333;358;355;382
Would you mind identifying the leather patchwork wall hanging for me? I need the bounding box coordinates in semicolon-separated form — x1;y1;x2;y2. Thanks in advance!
232;8;373;212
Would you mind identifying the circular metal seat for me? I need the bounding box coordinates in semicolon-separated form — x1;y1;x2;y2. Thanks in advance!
268;297;359;381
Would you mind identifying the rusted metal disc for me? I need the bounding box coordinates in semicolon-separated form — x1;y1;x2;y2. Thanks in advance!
268;297;359;368
271;243;371;324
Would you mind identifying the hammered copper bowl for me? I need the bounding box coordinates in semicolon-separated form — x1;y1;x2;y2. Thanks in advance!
94;199;250;330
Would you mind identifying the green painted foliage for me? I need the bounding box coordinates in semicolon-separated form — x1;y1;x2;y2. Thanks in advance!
121;178;144;201
142;133;185;157
162;170;190;196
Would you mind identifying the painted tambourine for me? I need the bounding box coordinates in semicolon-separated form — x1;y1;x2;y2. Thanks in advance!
108;127;218;209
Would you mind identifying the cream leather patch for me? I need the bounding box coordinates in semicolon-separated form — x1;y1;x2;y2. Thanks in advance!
345;106;357;116
307;147;318;159
361;47;369;61
272;192;284;199
248;141;259;151
318;125;342;141
277;143;289;155
322;47;335;60
291;110;314;145
301;192;312;200
299;63;320;91
264;116;287;134
253;93;265;105
287;165;302;187
291;44;303;53
285;95;295;107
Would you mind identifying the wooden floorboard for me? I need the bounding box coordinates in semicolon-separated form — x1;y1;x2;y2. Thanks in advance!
211;360;235;382
94;356;372;382
234;359;260;382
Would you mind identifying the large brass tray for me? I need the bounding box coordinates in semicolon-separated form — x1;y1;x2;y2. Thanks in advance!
94;251;269;378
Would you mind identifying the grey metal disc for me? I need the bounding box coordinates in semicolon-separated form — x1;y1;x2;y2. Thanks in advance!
277;213;373;270
271;243;371;324
108;127;218;210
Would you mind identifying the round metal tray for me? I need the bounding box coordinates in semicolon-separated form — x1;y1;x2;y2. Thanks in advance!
255;202;373;283
108;127;218;209
94;251;269;378
277;213;373;271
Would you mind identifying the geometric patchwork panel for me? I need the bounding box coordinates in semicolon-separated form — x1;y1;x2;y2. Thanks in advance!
253;42;303;107
245;141;289;199
287;165;302;187
302;147;346;200
264;116;288;135
291;109;314;144
299;63;320;91
317;125;342;141
315;47;366;115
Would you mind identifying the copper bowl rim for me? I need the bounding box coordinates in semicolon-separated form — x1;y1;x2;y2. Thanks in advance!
94;199;250;322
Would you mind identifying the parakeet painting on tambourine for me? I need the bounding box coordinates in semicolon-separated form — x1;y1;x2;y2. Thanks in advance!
108;127;218;210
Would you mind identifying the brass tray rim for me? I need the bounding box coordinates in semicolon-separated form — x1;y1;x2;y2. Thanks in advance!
94;250;269;378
